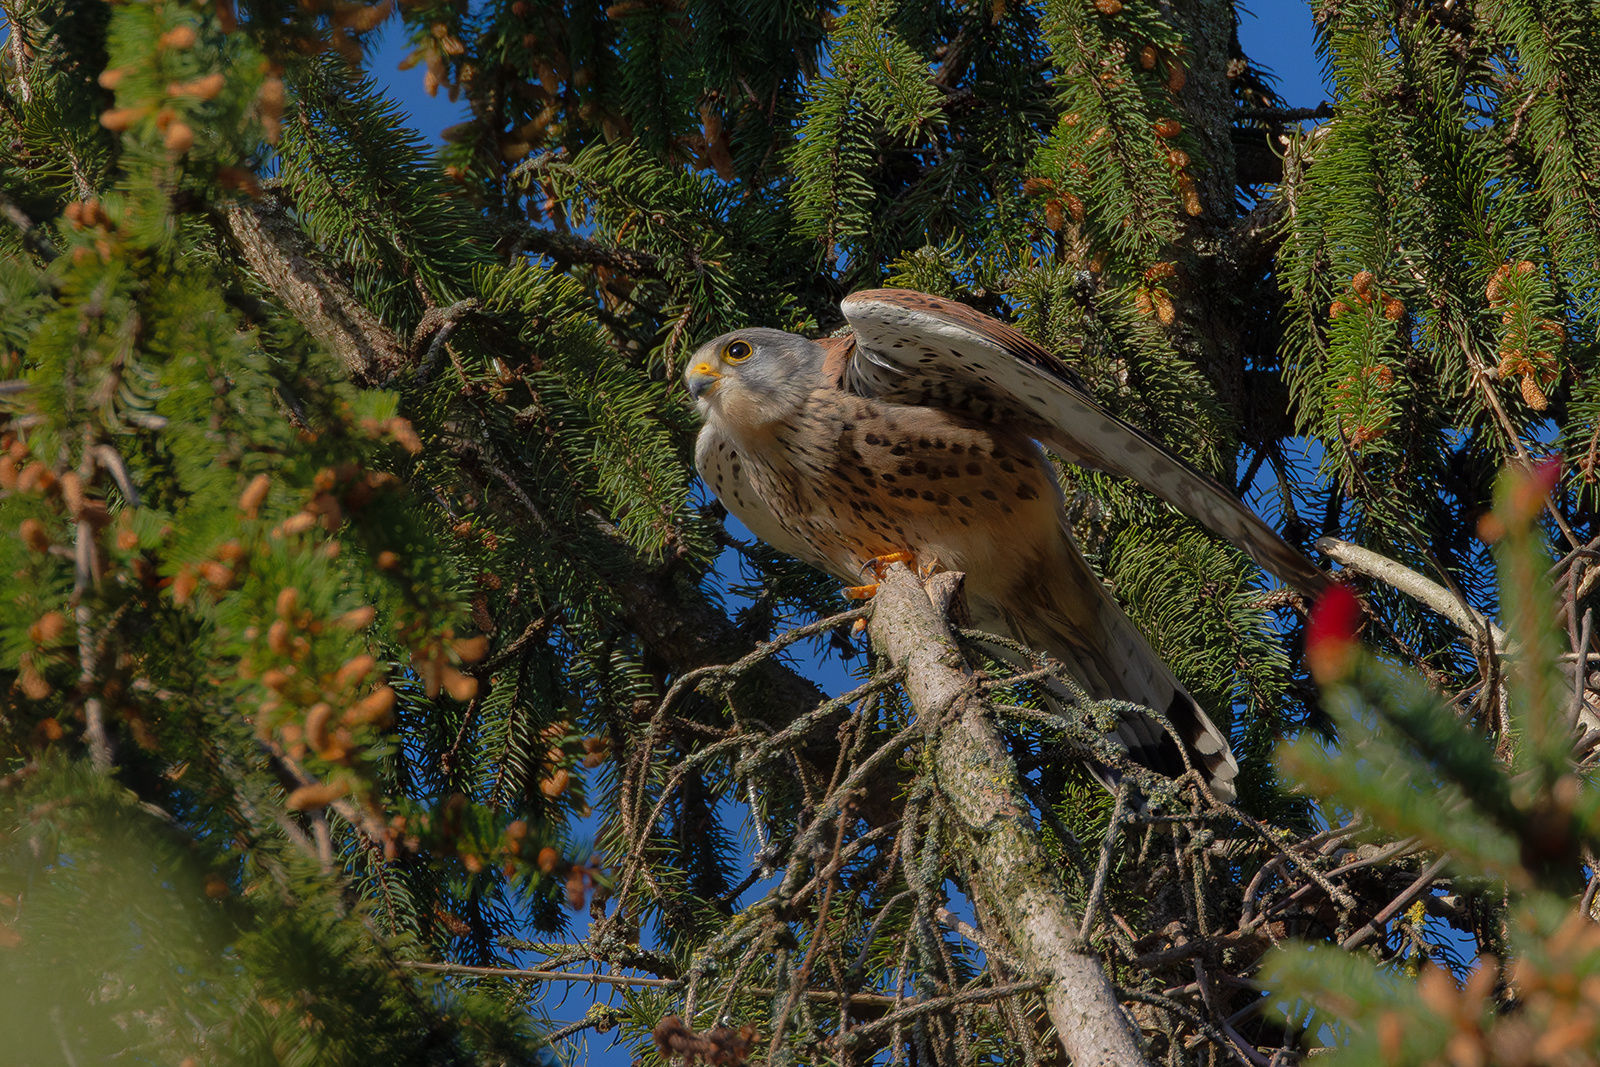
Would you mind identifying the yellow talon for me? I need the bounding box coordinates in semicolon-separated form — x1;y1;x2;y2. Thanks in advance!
843;583;880;600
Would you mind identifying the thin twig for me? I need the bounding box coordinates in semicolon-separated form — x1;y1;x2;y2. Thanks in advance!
1080;781;1129;941
1254;839;1424;928
655;604;872;722
623;666;899;899
852;890;916;975
90;444;139;507
486;612;554;670
74;439;112;773
835;980;1049;1045
936;906;1029;974
1340;855;1451;950
1182;772;1359;915
413;297;479;384
261;739;393;853
1570;610;1594;732
768;815;846;1058
403;961;681;988
1238;103;1334;122
542;1006;620;1045
1118;988;1261;1067
0;193;59;261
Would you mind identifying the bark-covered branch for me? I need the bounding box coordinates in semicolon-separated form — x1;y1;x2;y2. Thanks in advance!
1316;535;1511;654
516;226;662;277
220;194;412;385
866;563;1155;1067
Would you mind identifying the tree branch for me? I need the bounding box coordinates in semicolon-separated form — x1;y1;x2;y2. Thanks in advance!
219;194;411;385
1339;854;1451;950
516;226;661;278
866;563;1154;1067
603;547;830;722
1237;104;1334;122
0;193;59;261
1315;536;1510;654
73;437;112;774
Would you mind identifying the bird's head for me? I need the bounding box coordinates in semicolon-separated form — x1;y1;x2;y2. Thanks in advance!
684;329;825;430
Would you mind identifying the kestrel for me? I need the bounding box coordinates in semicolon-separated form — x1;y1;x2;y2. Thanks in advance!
685;289;1327;801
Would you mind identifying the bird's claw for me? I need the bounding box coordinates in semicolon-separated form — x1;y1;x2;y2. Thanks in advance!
857;550;916;581
847;551;936;601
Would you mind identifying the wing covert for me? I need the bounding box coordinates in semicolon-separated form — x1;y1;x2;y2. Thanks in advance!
839;288;1328;596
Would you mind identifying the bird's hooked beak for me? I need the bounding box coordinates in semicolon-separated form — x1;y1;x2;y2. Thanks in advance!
685;361;723;401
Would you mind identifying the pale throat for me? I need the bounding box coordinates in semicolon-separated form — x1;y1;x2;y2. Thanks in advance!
705;383;806;446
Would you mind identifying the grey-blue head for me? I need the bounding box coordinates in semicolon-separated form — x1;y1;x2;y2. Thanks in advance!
684;328;827;432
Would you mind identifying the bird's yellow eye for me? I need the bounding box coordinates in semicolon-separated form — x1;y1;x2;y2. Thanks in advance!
724;340;753;363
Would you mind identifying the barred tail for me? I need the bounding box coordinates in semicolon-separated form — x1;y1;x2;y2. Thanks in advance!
972;542;1240;803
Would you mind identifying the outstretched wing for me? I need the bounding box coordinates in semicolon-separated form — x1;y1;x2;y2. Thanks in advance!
839;288;1328;596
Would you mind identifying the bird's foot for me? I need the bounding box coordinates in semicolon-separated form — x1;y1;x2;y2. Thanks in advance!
844;551;926;600
860;550;916;580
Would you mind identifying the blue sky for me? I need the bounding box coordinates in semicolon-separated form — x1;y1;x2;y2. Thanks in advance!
1236;0;1331;110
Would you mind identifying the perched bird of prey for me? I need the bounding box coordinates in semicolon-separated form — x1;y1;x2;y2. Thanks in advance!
685;289;1327;801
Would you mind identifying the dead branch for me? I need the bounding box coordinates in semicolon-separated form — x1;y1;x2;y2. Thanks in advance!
1340;854;1452;950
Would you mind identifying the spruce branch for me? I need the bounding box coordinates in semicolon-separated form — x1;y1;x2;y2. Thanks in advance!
217;189;835;732
514;226;662;278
